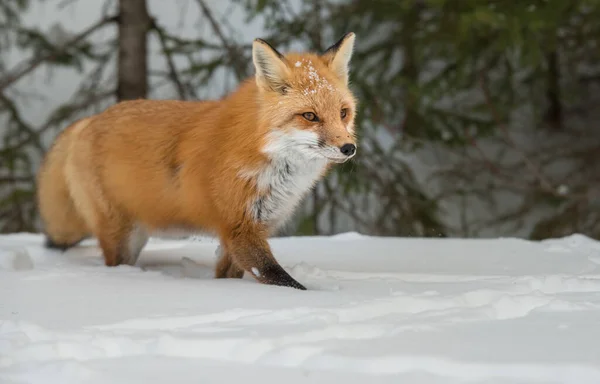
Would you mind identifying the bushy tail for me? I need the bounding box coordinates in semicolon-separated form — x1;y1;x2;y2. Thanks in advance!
37;120;91;251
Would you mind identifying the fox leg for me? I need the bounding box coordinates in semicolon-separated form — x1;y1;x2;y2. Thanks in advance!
68;169;148;267
221;229;305;290
97;217;148;267
214;244;244;279
123;224;149;265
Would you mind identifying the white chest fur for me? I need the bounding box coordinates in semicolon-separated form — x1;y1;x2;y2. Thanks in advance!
240;130;328;229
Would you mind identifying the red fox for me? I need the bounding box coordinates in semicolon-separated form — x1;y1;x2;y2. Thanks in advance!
36;33;358;290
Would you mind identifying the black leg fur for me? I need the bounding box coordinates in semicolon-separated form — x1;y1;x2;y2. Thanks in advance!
261;263;307;290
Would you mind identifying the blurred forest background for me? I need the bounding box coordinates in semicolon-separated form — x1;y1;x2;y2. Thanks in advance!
1;0;599;239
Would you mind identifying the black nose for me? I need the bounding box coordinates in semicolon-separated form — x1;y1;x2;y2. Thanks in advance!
340;143;356;156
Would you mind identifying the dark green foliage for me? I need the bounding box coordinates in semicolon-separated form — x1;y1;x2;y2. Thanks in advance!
238;0;600;238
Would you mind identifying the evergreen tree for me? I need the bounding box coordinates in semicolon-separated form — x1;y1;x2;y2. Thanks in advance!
1;0;599;238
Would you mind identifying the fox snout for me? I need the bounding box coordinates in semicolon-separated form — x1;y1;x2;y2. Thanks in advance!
326;134;357;160
340;143;356;157
318;137;356;163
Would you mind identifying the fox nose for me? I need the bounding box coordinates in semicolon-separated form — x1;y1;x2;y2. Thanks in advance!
340;143;356;157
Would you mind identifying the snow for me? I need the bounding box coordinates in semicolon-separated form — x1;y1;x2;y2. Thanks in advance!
297;58;336;96
1;232;600;384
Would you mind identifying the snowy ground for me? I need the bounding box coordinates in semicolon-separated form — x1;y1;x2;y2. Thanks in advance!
1;232;600;384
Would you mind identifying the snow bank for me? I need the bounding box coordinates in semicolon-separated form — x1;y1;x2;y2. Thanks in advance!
1;233;600;383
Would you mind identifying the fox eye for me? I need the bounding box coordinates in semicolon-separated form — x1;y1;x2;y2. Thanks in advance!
302;112;319;122
341;108;348;119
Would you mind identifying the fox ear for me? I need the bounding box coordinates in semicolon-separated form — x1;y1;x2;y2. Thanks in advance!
252;38;290;94
323;32;356;84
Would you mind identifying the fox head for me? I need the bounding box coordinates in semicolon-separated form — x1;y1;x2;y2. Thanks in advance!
252;33;357;163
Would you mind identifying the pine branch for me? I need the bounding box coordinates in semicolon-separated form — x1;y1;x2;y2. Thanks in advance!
0;176;33;183
478;70;557;194
0;93;44;152
151;20;187;100
0;15;117;91
194;0;247;81
1;89;114;155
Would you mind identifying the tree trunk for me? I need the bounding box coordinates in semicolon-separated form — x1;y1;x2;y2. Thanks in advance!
117;0;151;101
544;50;562;131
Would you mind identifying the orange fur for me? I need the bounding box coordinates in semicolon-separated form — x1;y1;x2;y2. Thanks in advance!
36;33;358;289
